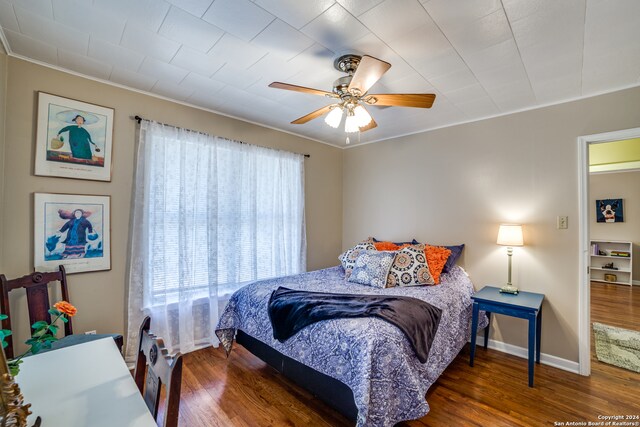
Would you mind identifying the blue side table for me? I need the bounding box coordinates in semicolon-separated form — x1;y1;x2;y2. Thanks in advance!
469;286;545;387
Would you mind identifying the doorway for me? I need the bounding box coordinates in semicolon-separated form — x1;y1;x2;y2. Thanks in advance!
577;127;640;375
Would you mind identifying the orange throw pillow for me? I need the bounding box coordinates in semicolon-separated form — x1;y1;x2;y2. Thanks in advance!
374;241;411;251
425;245;452;284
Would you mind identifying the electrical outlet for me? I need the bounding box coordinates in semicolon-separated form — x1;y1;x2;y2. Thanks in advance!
85;330;97;335
557;216;568;229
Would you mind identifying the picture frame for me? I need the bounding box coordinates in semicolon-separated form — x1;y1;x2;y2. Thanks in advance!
596;198;624;223
34;193;111;274
35;92;114;181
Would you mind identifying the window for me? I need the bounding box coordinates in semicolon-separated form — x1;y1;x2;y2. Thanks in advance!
126;121;305;359
147;143;306;303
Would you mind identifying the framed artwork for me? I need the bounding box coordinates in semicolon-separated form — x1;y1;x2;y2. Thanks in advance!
596;198;624;223
35;92;114;181
34;193;111;274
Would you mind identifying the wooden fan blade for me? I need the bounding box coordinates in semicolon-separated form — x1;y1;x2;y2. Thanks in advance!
347;55;391;95
291;104;336;124
359;117;377;132
269;82;335;97
365;93;436;108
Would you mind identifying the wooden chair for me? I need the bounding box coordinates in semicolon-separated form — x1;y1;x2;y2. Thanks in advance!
0;265;123;359
134;316;183;427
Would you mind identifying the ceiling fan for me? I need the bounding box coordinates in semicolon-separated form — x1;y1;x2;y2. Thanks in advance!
269;54;436;134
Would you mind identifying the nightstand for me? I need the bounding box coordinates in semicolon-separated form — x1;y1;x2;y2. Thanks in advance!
469;286;545;387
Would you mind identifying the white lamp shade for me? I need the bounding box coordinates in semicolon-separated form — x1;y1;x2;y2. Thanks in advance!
324;107;343;128
497;224;524;246
353;105;372;127
344;113;360;133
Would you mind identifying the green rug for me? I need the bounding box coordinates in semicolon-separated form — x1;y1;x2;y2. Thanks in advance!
593;322;640;373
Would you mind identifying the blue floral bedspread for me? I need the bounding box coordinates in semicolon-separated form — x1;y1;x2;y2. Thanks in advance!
215;265;486;427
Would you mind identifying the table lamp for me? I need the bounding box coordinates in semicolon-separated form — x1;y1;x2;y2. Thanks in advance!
496;224;524;294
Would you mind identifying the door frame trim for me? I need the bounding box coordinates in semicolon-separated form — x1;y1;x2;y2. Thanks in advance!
577;126;640;376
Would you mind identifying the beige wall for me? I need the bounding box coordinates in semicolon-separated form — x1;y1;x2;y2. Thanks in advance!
0;51;7;272
343;86;640;362
2;57;342;351
590;170;640;281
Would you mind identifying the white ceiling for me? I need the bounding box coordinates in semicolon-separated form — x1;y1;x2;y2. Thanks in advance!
1;0;639;148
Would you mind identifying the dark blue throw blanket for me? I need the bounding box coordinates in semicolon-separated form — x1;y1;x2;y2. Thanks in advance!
267;287;442;363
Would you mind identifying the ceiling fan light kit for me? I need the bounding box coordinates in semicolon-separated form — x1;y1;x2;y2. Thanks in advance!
324;106;343;128
269;54;436;139
353;105;372;127
344;112;360;133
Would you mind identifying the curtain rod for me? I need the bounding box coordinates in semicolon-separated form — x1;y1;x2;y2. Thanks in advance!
133;115;310;158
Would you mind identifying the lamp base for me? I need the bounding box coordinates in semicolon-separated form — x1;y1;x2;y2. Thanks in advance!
499;284;519;295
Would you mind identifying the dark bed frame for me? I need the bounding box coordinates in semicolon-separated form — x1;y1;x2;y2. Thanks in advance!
235;330;358;421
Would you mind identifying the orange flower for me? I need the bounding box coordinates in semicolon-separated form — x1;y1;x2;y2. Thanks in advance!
53;301;77;317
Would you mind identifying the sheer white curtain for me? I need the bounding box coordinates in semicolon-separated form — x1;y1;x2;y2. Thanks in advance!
125;121;306;362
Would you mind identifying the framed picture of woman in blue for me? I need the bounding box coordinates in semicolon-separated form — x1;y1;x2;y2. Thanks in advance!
34;193;111;274
35;92;114;181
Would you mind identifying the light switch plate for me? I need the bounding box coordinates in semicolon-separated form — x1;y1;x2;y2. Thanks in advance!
557;216;568;229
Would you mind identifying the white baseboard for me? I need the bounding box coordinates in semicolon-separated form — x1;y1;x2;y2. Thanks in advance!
633;280;640;286
472;334;580;374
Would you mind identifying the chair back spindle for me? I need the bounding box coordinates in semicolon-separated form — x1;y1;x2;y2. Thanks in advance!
0;266;72;359
133;316;183;427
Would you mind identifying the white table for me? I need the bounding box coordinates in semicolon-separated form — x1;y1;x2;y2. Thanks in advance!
17;337;157;427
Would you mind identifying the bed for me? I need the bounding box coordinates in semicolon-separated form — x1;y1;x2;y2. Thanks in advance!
215;265;486;427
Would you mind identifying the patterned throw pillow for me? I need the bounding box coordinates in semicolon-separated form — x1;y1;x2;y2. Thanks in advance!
387;244;435;287
347;251;396;288
424;245;452;284
339;241;376;278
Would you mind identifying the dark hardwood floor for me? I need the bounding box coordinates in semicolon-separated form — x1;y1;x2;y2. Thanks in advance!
170;283;640;426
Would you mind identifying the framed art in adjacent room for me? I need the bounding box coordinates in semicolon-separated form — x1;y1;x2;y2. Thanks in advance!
596;198;624;223
35;92;114;181
34;193;111;274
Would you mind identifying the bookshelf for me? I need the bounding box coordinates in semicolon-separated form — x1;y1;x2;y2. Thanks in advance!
590;240;633;286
